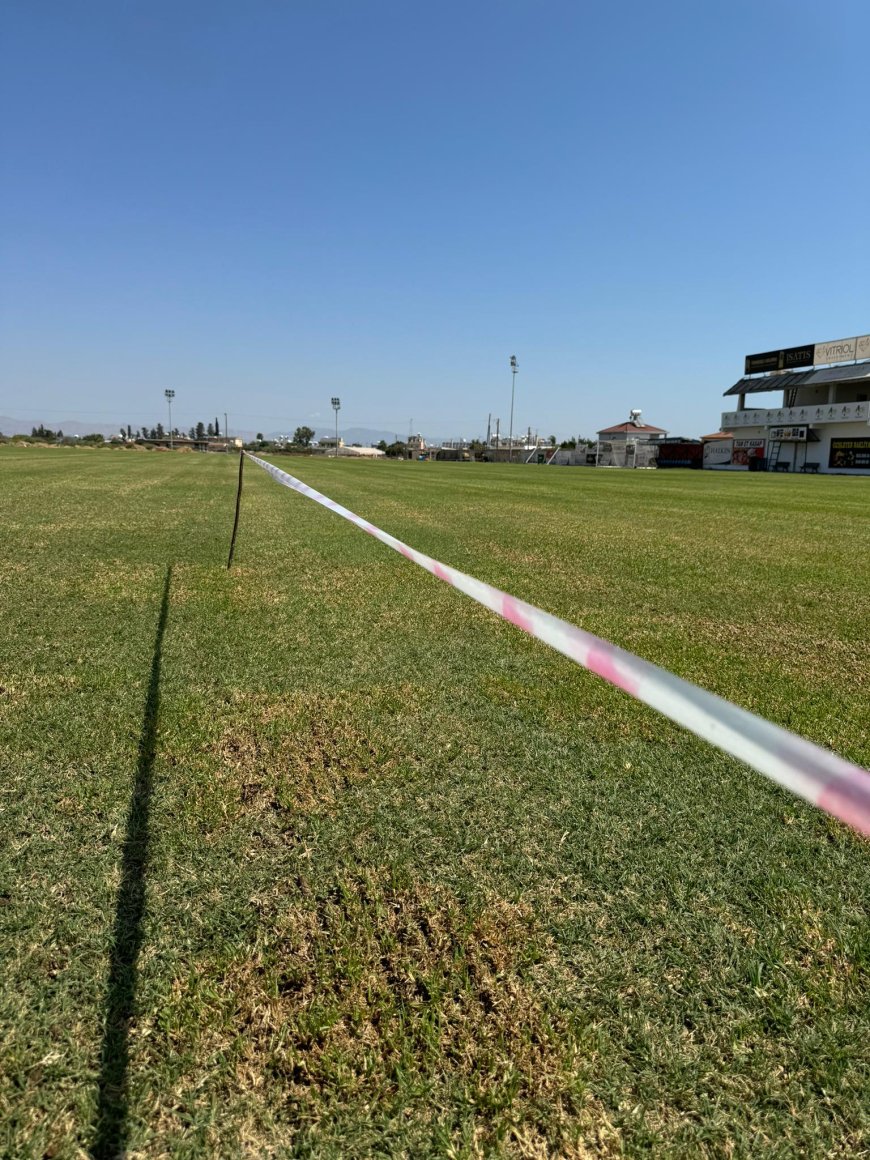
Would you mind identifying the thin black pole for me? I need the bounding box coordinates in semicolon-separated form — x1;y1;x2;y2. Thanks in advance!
227;450;245;569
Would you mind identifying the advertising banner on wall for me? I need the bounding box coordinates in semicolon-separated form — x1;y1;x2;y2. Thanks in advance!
745;350;783;375
731;438;765;466
703;440;733;466
814;337;857;365
745;345;814;375
745;334;870;375
657;442;703;468
813;334;870;366
829;439;870;469
781;345;816;370
768;426;808;441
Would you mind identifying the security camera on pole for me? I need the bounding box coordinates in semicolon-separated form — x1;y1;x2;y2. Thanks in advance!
331;397;341;458
164;389;175;449
508;356;518;463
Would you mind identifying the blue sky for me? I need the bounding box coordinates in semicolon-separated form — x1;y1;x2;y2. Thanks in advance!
2;0;868;440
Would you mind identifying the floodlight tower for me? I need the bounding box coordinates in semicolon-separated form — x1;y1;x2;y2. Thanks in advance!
508;356;518;462
164;389;175;449
331;397;341;458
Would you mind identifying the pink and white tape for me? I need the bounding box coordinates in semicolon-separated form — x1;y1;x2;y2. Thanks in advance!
247;453;870;838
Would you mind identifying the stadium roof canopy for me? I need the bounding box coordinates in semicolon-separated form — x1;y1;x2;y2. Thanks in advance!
724;362;870;397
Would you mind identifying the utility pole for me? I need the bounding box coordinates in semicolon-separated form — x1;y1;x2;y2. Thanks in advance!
486;412;491;447
224;411;229;452
508;355;518;462
495;417;500;459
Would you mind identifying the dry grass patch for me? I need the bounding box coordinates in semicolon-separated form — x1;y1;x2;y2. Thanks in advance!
77;560;162;604
213;688;408;817
226;565;291;609
163;869;616;1156
0;671;79;716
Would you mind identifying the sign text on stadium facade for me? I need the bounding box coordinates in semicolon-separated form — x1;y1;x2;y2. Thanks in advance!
829;438;870;469
744;333;870;375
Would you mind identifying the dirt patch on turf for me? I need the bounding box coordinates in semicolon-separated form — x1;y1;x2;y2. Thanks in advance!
0;672;79;714
625;612;867;687
78;560;162;604
213;689;407;816
225;565;290;609
168;869;618;1155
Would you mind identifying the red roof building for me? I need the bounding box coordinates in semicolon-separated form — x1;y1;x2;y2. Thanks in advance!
596;421;668;440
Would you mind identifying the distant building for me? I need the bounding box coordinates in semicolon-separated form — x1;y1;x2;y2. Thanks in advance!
206;436;243;451
312;438;384;457
134;434;241;452
718;333;870;473
596;420;668;443
592;413;668;468
339;446;385;458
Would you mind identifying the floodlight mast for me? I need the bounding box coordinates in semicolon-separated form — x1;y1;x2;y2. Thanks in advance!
164;389;175;449
331;397;341;458
508;356;518;462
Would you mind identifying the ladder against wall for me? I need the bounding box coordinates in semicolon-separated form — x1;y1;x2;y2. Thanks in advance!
767;440;782;471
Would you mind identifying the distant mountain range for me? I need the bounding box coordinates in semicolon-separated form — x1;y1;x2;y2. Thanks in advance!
0;416;126;438
0;414;266;440
306;426;419;446
0;415;272;442
0;415;471;447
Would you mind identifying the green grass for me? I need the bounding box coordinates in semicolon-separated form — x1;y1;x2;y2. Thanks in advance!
1;445;868;1158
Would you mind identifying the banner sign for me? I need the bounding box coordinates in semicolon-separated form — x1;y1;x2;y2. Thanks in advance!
745;344;814;375
769;426;808;441
744;350;782;375
246;452;870;837
703;440;733;466
656;442;703;468
815;337;857;365
731;438;765;466
745;334;870;374
829;438;870;469
782;345;815;370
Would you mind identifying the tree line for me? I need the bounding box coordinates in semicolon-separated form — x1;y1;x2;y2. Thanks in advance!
118;417;224;441
29;425;103;443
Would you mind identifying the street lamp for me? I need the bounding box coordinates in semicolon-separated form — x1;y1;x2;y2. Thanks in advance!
508;356;518;462
331;397;341;458
164;389;175;449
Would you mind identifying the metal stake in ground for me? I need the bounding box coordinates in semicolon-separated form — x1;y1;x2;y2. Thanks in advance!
226;449;245;569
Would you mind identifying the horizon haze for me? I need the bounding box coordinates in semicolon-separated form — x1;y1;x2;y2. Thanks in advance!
1;1;868;440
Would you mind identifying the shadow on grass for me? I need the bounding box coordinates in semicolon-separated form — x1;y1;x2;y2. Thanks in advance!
91;566;171;1159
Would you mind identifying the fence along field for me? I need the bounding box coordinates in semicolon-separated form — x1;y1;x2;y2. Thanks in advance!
0;445;868;1157
243;451;870;836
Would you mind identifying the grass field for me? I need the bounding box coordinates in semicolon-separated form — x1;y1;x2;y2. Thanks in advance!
1;446;868;1158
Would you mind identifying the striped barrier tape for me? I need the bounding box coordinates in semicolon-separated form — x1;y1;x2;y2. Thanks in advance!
246;453;870;838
